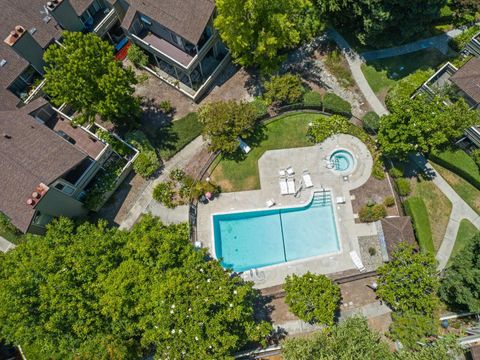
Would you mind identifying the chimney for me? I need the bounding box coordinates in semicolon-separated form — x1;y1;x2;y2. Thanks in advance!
47;0;85;32
3;25;46;75
26;198;36;206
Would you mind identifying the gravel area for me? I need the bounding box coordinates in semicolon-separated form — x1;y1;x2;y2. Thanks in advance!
358;235;384;271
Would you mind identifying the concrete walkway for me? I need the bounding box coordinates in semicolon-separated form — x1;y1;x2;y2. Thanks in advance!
411;155;480;270
329;28;480;269
0;236;16;253
327;29;389;116
119;136;207;230
360;28;462;61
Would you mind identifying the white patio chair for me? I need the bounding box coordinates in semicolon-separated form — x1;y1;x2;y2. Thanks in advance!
287;178;296;194
279;179;288;195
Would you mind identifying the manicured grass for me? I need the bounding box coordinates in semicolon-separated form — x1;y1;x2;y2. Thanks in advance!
410;176;452;252
447;219;478;267
430;149;480;188
155;113;204;160
404;197;434;254
362;48;448;95
361;63;397;94
210;113;316;192
431;163;480;215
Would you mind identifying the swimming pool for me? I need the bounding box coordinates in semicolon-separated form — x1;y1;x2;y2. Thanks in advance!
212;191;340;272
330;150;355;173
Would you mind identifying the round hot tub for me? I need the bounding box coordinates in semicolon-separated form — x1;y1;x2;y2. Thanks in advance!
329;149;355;173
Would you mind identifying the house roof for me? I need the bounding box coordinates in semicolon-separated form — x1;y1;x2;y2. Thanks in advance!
0;107;86;232
0;0;61;111
471;344;480;360
450;57;480;104
70;0;93;15
121;0;215;44
380;216;417;257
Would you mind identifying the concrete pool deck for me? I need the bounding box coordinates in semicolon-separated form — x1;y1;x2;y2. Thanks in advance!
196;134;377;288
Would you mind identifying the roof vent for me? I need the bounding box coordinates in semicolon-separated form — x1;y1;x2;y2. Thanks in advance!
3;133;11;139
28;27;37;35
15;26;24;34
0;59;6;67
32;192;41;199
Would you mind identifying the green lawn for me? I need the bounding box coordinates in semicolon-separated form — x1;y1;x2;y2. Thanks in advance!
155;113;204;160
431;149;480;188
210;113;317;192
404;197;434;254
447;219;478;267
431;163;480;215
362;48;449;95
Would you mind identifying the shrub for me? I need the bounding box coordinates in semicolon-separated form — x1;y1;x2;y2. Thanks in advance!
430;149;480;190
169;168;186;182
159;100;174;114
359;204;387;222
126;130;160;178
250;98;268;118
388;166;404;178
395;178;411;196
449;25;480;52
404;197;434;253
362;112;380;133
322;92;351;115
383;196;395;207
95;129;134;158
385;69;433;110
0;212;18;235
133;151;158;178
390;311;437;349
284;272;340;325
128;44;149;68
471;149;480;169
368;247;377;256
302;90;323;107
152;182;175;208
263;74;304;106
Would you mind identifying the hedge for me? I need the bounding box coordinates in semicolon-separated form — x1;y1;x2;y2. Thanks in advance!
404;197;434;254
430;150;480;190
322;92;352;115
362;111;380;133
302;91;323;107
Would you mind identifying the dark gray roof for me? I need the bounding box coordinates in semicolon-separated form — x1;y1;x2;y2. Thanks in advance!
380;216;417;257
0;0;61;111
122;0;215;44
0;106;86;232
451;57;480;104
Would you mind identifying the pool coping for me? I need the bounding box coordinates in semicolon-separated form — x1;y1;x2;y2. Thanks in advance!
210;188;344;273
327;147;358;176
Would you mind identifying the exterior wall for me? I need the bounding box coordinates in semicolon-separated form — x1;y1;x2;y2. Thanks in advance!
49;0;85;32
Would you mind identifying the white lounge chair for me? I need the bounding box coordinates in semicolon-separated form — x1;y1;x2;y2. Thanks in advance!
237;137;251;154
280;179;289;195
349;251;366;272
279;169;286;177
286;166;295;175
336;196;346;204
287;178;296;194
303;171;313;188
266;199;275;208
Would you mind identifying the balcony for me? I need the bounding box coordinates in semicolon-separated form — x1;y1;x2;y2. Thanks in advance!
93;8;118;38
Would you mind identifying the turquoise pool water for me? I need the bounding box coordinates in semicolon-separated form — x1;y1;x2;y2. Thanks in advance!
330;150;355;172
213;192;339;272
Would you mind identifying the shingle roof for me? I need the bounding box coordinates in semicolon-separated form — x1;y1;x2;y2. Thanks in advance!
450;57;480;104
0;107;86;232
0;0;61;111
121;0;215;45
380;216;417;257
70;0;93;15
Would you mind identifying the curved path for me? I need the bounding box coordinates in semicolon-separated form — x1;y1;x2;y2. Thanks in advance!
328;29;480;270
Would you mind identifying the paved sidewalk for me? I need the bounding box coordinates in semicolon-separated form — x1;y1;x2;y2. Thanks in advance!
0;236;16;253
327;29;389;116
119;136;207;230
360;28;462;61
411;154;480;270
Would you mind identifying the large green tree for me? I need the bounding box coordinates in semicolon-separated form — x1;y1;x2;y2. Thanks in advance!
450;0;480;24
284;272;340;325
0;216;271;359
378;95;477;159
328;0;446;47
199;100;258;154
439;232;480;313
214;0;321;71
43;31;140;127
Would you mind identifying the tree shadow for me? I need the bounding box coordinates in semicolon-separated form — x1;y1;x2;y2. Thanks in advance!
221;124;268;161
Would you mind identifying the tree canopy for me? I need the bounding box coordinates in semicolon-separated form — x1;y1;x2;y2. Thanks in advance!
378;95;478;159
199;100;258;154
284;272;340;325
214;0;322;71
43;31;140;128
440;232;480;313
0;216;271;359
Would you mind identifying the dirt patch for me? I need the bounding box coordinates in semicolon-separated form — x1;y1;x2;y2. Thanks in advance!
376;87;390;106
350;175;399;222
